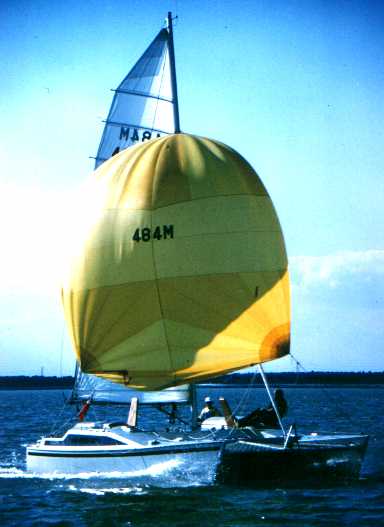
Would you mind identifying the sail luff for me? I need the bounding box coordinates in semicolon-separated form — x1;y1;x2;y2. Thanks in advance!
94;89;120;168
167;12;180;133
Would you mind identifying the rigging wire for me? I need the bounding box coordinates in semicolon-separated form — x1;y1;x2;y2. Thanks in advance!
48;401;75;436
225;368;261;438
58;320;65;378
289;353;355;426
150;44;168;133
173;1;179;26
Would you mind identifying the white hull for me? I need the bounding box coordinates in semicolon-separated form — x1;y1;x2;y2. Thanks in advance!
27;445;220;477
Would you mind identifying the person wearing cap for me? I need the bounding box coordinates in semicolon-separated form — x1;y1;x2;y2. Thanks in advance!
198;396;221;422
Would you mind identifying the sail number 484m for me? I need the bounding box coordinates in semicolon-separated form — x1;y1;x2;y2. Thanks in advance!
132;225;174;242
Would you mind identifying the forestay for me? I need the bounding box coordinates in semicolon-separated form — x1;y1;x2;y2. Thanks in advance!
94;28;175;168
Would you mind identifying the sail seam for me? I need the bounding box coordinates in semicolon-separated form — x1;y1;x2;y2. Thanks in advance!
97;193;273;210
113;88;172;103
79;270;287;292
150;141;176;380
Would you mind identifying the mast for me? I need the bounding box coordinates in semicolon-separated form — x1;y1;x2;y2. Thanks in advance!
167;12;181;133
190;384;198;429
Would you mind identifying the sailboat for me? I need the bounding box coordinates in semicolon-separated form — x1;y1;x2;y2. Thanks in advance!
26;13;368;483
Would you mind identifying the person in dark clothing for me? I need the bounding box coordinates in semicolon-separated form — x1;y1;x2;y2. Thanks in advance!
237;388;288;428
274;388;288;416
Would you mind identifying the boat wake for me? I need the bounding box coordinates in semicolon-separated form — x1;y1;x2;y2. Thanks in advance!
1;459;180;479
0;459;214;488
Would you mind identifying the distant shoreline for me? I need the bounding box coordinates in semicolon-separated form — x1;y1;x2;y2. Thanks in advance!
0;371;383;390
203;383;384;389
0;376;74;390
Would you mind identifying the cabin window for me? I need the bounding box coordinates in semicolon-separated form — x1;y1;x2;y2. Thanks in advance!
62;435;124;446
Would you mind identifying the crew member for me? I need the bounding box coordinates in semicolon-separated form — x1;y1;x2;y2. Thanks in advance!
238;388;288;428
198;396;221;422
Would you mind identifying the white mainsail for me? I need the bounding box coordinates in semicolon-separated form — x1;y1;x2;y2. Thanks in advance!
71;369;191;405
94;27;177;168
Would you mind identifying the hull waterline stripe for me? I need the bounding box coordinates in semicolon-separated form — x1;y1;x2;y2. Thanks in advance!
27;443;224;458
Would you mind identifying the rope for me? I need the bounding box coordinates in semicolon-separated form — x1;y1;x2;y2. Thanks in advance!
48;400;75;436
289;353;355;426
225;369;261;438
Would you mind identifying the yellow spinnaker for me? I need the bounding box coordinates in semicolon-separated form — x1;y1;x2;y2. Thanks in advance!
62;134;290;390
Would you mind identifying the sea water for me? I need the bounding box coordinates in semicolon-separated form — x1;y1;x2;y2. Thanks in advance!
0;385;383;526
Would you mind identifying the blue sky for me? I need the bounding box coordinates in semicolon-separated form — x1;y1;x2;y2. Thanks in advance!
0;0;383;375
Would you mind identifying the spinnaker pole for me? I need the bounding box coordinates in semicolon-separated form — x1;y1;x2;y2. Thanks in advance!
167;12;181;133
